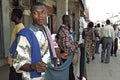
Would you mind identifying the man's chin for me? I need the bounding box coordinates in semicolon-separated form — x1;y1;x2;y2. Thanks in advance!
38;23;44;27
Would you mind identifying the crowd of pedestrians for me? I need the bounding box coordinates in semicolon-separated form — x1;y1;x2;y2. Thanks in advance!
83;19;120;64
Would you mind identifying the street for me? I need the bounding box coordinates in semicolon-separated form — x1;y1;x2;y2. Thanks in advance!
86;50;120;80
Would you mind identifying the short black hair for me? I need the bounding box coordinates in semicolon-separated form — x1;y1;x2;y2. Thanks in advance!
96;23;100;27
62;15;70;22
30;2;46;12
88;21;94;28
106;19;111;24
11;8;23;20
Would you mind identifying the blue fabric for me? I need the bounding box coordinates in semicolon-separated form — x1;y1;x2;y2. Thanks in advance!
9;28;42;78
45;53;74;80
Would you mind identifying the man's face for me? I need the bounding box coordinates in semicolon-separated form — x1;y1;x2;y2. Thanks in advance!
11;14;16;22
66;17;70;26
31;6;47;27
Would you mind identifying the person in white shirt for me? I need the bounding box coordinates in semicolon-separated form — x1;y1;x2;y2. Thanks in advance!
10;2;57;80
101;19;115;64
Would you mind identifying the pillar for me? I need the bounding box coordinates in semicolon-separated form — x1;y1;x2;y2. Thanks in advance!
2;0;10;57
75;3;80;41
56;0;68;29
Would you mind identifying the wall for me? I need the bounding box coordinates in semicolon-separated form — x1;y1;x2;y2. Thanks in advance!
43;0;56;7
2;0;10;57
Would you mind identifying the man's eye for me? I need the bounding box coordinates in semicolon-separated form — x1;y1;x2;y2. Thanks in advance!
32;12;38;15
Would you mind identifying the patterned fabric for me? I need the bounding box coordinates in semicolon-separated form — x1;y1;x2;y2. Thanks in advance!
83;28;97;57
56;24;76;54
12;24;51;80
9;28;43;78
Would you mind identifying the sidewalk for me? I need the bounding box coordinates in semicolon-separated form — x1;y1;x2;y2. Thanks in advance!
0;51;120;80
86;50;120;80
0;64;9;80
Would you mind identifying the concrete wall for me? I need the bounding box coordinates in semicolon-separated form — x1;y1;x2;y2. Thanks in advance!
56;0;67;29
75;4;81;41
43;0;56;7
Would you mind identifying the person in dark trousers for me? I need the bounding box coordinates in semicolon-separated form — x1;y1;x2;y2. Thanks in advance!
95;23;101;54
8;8;24;80
9;2;58;80
111;24;119;57
101;19;114;63
56;15;78;80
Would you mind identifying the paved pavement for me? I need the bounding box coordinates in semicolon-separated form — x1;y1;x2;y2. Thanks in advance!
86;50;120;80
0;64;9;80
0;50;120;80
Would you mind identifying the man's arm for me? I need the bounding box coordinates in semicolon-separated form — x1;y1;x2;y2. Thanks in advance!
58;27;77;54
13;36;47;73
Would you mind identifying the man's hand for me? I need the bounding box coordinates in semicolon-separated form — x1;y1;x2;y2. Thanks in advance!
60;53;69;59
31;61;48;73
35;62;48;73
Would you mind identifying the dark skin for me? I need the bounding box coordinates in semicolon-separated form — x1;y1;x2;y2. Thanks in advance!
11;15;21;25
20;6;48;73
56;17;78;59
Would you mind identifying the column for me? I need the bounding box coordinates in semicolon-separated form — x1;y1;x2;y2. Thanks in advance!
56;0;68;29
2;0;10;57
75;3;80;41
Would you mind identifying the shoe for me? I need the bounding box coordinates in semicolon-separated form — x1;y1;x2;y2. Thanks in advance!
101;60;104;63
105;62;109;64
86;58;90;64
111;54;113;56
114;54;117;57
92;56;95;60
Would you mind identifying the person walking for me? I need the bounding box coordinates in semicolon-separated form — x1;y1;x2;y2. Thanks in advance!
95;23;101;54
101;19;115;63
82;22;99;64
8;8;24;80
111;24;120;57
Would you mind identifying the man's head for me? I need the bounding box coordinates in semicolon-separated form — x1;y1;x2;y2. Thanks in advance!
62;15;70;26
11;8;23;22
30;2;47;28
96;23;100;28
106;19;111;25
87;21;94;28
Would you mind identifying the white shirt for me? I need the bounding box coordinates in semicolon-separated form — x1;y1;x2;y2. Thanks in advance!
13;25;51;80
101;25;115;40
